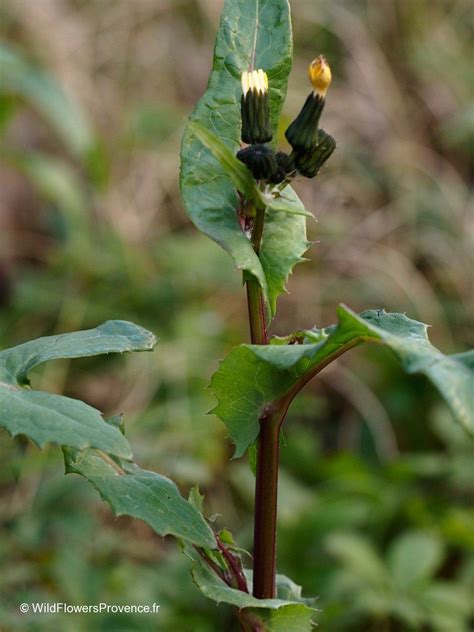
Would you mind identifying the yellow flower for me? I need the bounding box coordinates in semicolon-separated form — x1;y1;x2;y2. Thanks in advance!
241;69;269;96
285;55;332;153
308;56;332;97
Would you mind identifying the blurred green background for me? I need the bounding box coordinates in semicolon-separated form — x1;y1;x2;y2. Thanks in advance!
1;0;473;630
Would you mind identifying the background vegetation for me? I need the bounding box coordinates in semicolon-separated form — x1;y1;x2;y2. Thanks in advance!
1;0;472;630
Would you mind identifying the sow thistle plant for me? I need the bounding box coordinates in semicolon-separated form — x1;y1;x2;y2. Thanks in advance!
1;1;473;631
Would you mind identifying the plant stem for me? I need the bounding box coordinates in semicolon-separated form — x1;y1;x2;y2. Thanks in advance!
246;204;267;346
246;281;267;346
252;411;281;598
196;547;230;585
244;203;280;599
216;537;249;593
236;610;266;632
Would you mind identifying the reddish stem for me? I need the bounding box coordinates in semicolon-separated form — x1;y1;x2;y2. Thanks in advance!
252;409;282;598
244;203;280;598
217;537;249;593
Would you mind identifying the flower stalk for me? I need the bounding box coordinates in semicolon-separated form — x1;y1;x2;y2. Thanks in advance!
246;204;267;346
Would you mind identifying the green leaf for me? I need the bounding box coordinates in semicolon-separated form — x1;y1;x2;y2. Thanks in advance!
247;603;316;631
180;0;309;317
187;544;316;630
0;43;93;157
325;532;389;587
245;570;316;607
64;447;216;549
0;321;156;458
188;484;205;513
263;188;314;219
211;305;474;457
187;121;256;201
387;531;444;586
0;320;156;386
421;582;472;630
260;193;310;315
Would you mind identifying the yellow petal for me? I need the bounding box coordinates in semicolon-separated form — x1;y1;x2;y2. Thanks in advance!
308;56;332;97
257;69;267;93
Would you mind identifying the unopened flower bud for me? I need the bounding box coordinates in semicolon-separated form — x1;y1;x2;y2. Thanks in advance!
308;55;332;97
241;69;272;144
294;129;336;178
236;144;277;181
268;151;296;184
285;56;331;153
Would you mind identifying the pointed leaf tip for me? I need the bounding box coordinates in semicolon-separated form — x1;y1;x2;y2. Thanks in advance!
180;0;310;319
211;308;473;457
0;321;156;457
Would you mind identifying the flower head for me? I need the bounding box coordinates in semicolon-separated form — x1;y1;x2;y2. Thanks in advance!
285;55;332;154
294;129;336;178
308;56;332;97
240;69;272;144
241;69;269;96
268;151;295;184
235;59;335;185
236;144;277;181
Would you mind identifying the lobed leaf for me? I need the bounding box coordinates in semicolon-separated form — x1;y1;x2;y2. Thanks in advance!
64;447;216;549
260;193;310;315
0;321;156;458
180;0;309;318
211;306;474;457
